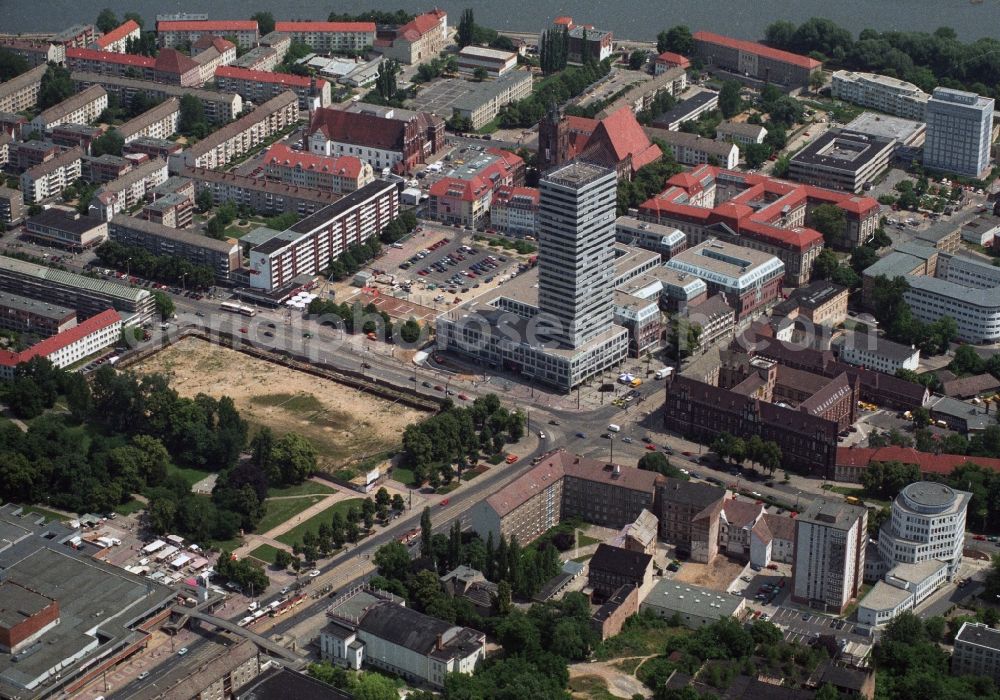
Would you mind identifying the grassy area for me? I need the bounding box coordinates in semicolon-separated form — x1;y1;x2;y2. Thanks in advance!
594;617;689;661
486;453;505;465
167;464;214;489
841;584;872;619
113;499;145;516
573;553;593;563
256;495;326;534
275;498;365;546
250;392;325;412
20;505;70;522
567;675;619;700
266;481;336;498
223;225;249;239
534;519;600;552
210;536;243;552
248;543;283;565
477;116;500;134
391;466;416;486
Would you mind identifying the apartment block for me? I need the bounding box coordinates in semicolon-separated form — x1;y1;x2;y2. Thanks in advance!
0;187;24;227
90;159;169;221
109;215;240;278
489;186;539;237
262;144;373;194
117;98;181;144
0;309;122;380
183;166;341;217
50;124;102;152
171;91;299;171
52;24;99;48
788;129;895;193
28;85;108;136
141;192;193;229
190;35;237;85
0;39;64;68
93;19;141;53
0;65;48;114
232;46;281;72
156;20;260;50
124;136;183;161
274;21;375;53
82;153;132;183
377;10;448;65
214;66;331;111
247;179;398;292
25;208;108;250
0;255;154;323
20;147;84;204
643;127;739;170
0;291;76;337
923;87;994;179
953;622;1000;683
831;70;929;121
792;499;867;613
71;71;243;124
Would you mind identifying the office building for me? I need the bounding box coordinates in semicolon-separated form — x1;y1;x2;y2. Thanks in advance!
184;166;341;216
640;580;746;628
665;239;784;322
657;479;726;563
171;91;299;172
28;85;107;136
116;98;180;144
792;499;867;613
615;217;686;260
0;187;24;227
214;66;332;112
0;64;47;114
872;481;970;580
307;104;445;174
25;208;108;250
274;21;375;53
857;559;949;626
109;215;240;279
321;587;485;689
457;46;518;77
247;180;398;292
953;622;1000;683
90;158;169;221
644;128;739;169
71;71;243;124
613;290;661;356
772;280;849;329
901;252;1000;343
407;72;533;130
0;254;154;324
376;9;448;65
693;31;821;92
843;112;927;164
923;87;994;178
20;148;84;204
831;70;930;121
831;331;920;375
234;667;353;700
639;165;880;281
262;144;373;194
156;19;260;49
788;129;896;193
650;91;720;131
0;291;76;337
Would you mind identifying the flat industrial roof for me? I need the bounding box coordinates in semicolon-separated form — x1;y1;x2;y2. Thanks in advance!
0;290;75;321
642;579;743;619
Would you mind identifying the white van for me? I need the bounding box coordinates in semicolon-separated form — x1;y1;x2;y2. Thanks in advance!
607;424;621;433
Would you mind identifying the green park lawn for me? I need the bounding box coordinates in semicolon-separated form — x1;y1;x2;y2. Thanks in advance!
266;481;336;498
256;495;326;534
248;543;283;565
275;498;366;547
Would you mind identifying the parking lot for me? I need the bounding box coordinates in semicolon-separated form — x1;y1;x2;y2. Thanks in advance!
770;606;868;644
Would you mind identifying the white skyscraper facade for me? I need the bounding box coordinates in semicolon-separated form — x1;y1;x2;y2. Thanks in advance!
923;87;994;178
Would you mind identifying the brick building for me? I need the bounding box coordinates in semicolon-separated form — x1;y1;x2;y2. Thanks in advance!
693;31;821;92
657;479;727;563
587;545;653;601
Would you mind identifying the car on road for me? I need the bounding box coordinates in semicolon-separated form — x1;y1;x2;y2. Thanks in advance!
309;569;321;577
434;385;444;391
641;436;652;443
622;436;632;444
575;432;586;438
239;327;247;333
538;431;546;439
974;534;987;541
177;647;189;656
457;393;469;400
601;433;611;439
645;444;656;451
741;575;752;582
195;311;205;317
549;419;560;425
422;381;432;387
303;332;312;338
263;331;273;337
361;362;371;369
440;498;450;506
682;451;693;456
280;586;289;595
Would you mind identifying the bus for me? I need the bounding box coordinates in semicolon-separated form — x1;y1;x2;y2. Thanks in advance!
220;301;257;317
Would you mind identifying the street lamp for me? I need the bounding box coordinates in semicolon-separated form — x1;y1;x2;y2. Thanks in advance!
126;256;132;279
609;434;615;464
180;272;187;291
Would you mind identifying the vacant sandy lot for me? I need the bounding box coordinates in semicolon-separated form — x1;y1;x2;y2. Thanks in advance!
672;555;745;590
135;337;429;470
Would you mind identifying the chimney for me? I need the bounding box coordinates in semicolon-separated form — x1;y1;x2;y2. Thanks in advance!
436;633;444;650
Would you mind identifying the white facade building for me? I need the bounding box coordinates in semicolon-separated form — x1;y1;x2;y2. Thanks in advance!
832;331;920;375
858;559;950;627
953;622;1000;683
904;253;1000;343
0;309;121;379
923;87;994;178
876;481;970;579
792;499;867;613
830;70;929;121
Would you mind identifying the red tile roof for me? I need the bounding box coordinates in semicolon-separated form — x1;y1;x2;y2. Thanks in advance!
154;48;199;75
95;19;140;49
429;175;492;202
836;445;1000;477
275;21;375;33
493;185;540;206
0;309;121;368
693;31;821;70
762;513;796;542
397;9;446;41
67;46;154;68
580;106;661;176
157;20;258;32
553;16;574;27
263;143;364;178
215;65;327;90
308;107;405;151
193;35;236;54
656;51;690;68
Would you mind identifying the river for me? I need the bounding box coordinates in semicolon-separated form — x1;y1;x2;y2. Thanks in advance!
1;0;999;42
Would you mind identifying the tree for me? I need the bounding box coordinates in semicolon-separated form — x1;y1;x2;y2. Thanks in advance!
38;65;75;111
92;129;124;158
951;344;985;376
809;70;826;92
743;142;772;169
0;48;29;82
472;66;488;82
274;548;293;569
810;204;847;246
96;8;119;34
628;50;648;71
420;506;433;557
399;317;422;344
457;8;475;48
195;188;214;213
657;25;694;55
391;493;405;511
250;11;275;35
270;433;316;485
353;673;398;700
718;81;742;118
178;94;206;136
152;291;174;321
850;245;879;274
812;248;840;280
374;541;411;581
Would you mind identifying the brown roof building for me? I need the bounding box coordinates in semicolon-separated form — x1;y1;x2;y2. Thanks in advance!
658;479;726;563
587;544;654;601
942;373;1000;399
